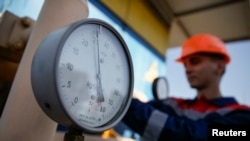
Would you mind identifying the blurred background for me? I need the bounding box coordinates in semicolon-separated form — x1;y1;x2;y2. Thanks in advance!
0;0;249;141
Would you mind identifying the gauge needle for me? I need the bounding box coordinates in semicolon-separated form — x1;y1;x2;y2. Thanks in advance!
96;26;105;102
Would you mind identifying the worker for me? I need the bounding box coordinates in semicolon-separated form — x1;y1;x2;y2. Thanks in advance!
122;33;250;141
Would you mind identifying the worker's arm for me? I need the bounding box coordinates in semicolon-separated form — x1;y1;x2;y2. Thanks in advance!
122;98;250;141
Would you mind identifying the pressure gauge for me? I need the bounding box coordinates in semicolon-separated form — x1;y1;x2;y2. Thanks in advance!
152;77;169;100
31;18;134;134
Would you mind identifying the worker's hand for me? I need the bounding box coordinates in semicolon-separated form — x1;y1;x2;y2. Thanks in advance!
132;90;148;103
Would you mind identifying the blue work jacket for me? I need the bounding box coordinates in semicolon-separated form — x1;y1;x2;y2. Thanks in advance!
122;97;250;141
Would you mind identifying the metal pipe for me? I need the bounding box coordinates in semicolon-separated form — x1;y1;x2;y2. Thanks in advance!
0;0;88;140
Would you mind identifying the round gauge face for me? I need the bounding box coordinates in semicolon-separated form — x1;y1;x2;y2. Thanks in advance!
56;23;132;128
152;77;169;100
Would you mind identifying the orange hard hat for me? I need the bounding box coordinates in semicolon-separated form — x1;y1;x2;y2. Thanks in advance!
176;33;231;64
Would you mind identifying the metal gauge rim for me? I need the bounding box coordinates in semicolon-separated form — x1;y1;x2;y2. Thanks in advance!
56;18;134;132
33;18;134;133
152;77;169;101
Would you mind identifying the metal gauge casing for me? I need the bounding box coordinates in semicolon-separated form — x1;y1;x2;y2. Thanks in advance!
31;18;134;134
152;77;169;101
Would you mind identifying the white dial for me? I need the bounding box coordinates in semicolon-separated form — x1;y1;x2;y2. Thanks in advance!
31;19;133;133
57;24;130;127
152;77;169;100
